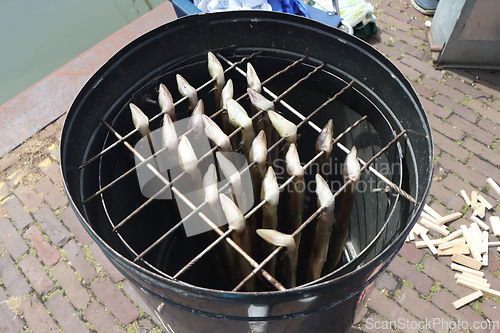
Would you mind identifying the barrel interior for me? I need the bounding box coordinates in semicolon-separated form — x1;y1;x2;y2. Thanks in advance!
88;49;405;291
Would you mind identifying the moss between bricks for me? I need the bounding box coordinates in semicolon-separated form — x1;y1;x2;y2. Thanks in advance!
472;300;483;316
412;262;424;272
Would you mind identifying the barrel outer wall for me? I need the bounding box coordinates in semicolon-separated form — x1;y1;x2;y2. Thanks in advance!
61;11;432;333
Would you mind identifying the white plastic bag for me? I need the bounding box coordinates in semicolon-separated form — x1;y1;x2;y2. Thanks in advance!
338;0;376;27
195;0;272;13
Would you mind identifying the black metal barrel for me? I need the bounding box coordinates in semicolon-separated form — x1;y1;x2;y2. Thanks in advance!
61;11;433;333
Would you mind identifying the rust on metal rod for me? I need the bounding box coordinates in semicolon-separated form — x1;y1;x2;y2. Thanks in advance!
173;229;233;280
82;55;306;204
185;114;366;287
132;80;363;270
223;57;416;205
79;52;263;170
104;58;312;224
101;120;285;290
233;129;408;291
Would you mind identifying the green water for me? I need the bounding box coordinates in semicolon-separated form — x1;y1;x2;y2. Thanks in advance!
0;0;167;106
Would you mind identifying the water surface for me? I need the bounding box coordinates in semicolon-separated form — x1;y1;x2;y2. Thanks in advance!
0;0;166;106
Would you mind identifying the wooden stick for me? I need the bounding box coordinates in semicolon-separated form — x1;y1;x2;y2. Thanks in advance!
469;226;486;255
460;225;483;261
452;253;482;270
480;287;500;298
412;223;428;236
424;204;442;220
470;223;484;243
421;211;437;223
443;229;463;242
420;233;438;255
438;238;465;250
483;230;489;267
450;263;484;277
471;191;478;210
435;212;462;225
461;271;487;281
456;278;484;291
487;178;500;197
472;203;486;219
437;245;469;256
478;195;493;210
452;290;483;310
409;231;415;241
455;274;490;289
456;279;500;298
461;190;471;206
490;216;500;236
415;238;447;249
455;272;488;284
470;215;489;231
487;241;500;247
419;217;450;236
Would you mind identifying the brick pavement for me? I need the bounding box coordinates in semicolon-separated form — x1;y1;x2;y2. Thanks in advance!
0;0;499;332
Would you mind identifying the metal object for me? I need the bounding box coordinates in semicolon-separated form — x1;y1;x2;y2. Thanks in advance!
61;12;433;333
430;0;500;69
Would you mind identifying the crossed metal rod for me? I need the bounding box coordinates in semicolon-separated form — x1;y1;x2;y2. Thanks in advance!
88;51;415;292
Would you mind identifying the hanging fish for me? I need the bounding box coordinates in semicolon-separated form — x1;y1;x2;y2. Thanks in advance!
176;74;198;113
188;100;205;141
203;164;237;289
208;52;225;110
216;152;248;215
226;98;255;156
220;79;238;150
177;135;204;206
316;120;334;182
299;120;334;281
130;103;150;137
249;130;267;201
220;193;254;291
324;146;361;274
158;83;176;121
248;88;274;160
283;144;305;246
202;115;232;152
268;110;297;146
259;167;279;277
308;174;335;282
256;229;298;289
247;62;262;94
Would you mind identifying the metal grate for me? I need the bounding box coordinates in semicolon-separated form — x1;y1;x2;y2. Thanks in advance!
80;51;416;292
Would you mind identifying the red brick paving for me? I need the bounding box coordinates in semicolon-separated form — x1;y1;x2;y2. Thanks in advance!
91;278;140;325
58;206;93;245
89;242;125;282
0;218;28;259
2;195;33;230
63;239;98;283
34;177;68;209
18;254;56;295
51;262;90;309
25;225;61;266
45;293;90;333
0;2;498;333
0;255;32;297
0;287;25;333
14;184;43;212
34;205;71;247
83;301;127;333
395;285;453;333
19;294;59;333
